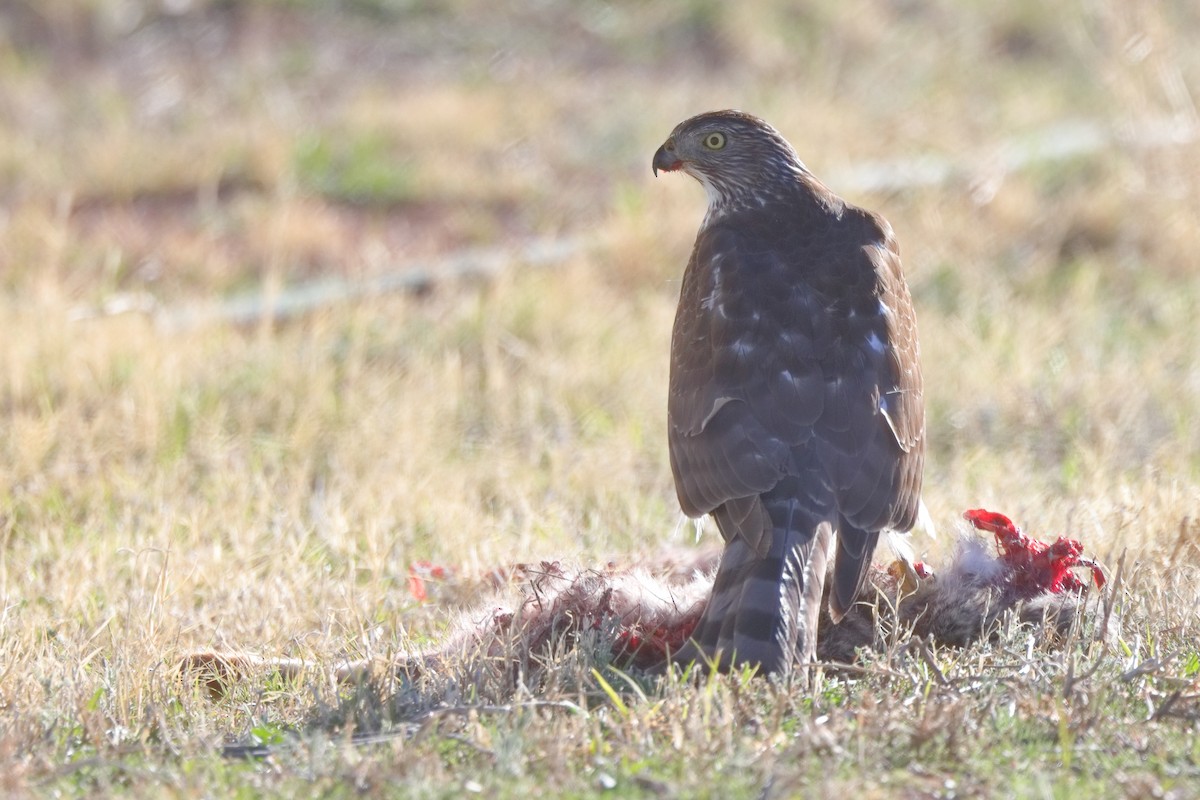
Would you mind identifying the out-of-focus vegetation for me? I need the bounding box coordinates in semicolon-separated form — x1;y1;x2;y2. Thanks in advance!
1;0;1198;796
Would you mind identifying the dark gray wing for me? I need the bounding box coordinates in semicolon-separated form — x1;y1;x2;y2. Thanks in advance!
814;212;925;617
667;225;827;554
815;227;924;533
668;212;924;599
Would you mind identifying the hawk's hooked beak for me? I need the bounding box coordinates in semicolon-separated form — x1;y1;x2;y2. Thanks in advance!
652;140;683;176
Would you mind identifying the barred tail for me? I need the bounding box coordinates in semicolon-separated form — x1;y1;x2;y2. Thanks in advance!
676;484;834;675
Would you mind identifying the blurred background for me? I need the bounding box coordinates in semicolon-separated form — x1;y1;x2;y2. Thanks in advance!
1;0;1198;640
3;0;1195;297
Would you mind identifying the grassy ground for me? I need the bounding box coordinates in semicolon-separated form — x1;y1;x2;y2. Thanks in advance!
2;0;1199;796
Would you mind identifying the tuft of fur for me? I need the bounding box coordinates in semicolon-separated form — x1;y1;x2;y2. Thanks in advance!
815;534;1107;664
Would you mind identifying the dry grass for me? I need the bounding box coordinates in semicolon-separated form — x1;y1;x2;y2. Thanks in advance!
1;0;1199;796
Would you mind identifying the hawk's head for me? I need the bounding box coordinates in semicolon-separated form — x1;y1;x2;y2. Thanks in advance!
653;110;809;212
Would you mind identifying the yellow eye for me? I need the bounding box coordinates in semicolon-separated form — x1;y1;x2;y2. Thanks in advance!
702;132;726;150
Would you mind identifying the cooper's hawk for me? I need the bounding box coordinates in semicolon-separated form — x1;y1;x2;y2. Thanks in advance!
653;110;924;674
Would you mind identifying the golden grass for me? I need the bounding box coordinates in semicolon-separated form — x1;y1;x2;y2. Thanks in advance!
1;0;1199;795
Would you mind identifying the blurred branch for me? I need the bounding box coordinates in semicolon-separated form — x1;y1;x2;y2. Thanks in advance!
830;115;1197;194
69;235;592;332
157;235;590;332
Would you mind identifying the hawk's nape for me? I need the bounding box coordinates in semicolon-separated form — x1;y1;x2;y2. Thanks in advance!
654;110;925;676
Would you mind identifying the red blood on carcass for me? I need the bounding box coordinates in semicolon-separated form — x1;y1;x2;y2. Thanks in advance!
408;560;455;602
407;571;428;602
963;508;1106;597
615;614;703;668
